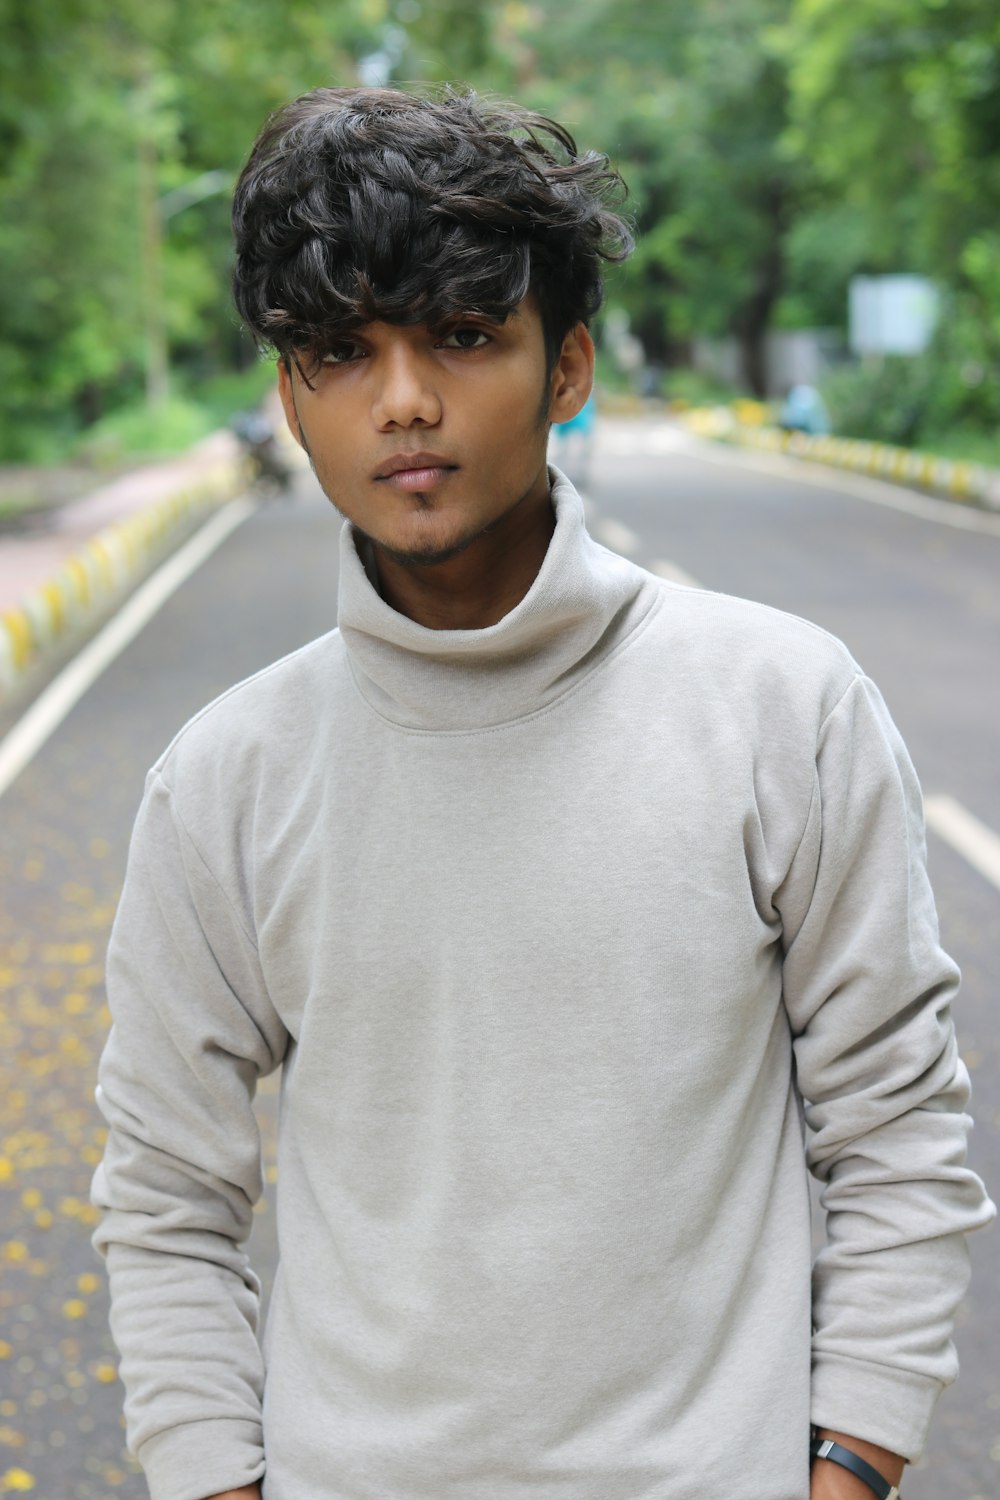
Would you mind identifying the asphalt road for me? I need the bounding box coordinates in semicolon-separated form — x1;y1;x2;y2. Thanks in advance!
0;421;997;1500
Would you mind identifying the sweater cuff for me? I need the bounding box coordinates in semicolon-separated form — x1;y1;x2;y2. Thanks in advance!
137;1418;265;1500
811;1352;942;1462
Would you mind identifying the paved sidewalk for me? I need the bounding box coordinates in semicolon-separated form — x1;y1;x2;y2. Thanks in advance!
0;431;240;613
0;431;246;700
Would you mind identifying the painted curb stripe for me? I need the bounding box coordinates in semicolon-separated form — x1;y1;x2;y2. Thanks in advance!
0;499;255;800
680;411;999;512
743;429;995;510
0;459;244;700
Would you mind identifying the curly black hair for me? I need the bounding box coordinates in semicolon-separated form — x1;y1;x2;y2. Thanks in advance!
231;86;633;374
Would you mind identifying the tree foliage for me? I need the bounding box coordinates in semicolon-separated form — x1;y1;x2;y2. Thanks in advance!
1;0;998;454
778;0;1000;429
0;0;385;457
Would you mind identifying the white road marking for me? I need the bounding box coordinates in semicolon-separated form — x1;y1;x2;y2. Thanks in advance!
652;559;703;589
924;795;1000;893
588;503;701;587
600;425;690;455
593;517;641;555
576;489;598;524
0;497;255;801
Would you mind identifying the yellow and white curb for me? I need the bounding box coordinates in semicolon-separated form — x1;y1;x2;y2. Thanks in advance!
680;408;1000;511
0;455;246;701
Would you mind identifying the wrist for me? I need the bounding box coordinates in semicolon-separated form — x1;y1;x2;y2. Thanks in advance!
811;1429;904;1500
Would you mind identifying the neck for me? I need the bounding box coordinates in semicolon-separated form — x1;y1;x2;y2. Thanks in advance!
369;480;557;632
337;469;655;733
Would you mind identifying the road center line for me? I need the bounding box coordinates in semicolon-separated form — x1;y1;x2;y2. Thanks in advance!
586;499;701;588
651;559;703;588
593;517;641;555
924;795;1000;893
0;497;255;801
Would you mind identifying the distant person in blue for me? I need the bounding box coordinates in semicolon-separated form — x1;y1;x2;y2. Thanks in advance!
779;383;830;436
549;388;596;483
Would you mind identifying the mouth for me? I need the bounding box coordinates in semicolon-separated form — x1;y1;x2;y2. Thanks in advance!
373;452;459;491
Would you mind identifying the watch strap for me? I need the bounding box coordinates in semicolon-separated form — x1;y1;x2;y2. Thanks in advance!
810;1436;900;1500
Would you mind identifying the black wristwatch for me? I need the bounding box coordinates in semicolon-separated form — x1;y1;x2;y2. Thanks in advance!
810;1435;901;1500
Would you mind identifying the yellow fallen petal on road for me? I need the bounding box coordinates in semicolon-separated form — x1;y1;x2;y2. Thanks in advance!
60;1300;87;1320
76;1273;99;1294
1;1470;36;1492
93;1364;117;1384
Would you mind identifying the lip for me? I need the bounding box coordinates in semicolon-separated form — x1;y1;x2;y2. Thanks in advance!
373;452;458;482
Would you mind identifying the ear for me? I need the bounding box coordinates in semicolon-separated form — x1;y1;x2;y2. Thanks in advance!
548;323;595;424
277;357;306;449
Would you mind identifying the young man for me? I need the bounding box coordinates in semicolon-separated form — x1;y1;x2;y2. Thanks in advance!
92;88;993;1500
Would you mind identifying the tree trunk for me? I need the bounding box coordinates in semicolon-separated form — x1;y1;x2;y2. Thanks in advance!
733;181;788;397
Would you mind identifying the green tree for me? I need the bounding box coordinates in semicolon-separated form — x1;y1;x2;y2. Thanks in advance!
0;0;387;460
780;0;1000;415
399;0;802;394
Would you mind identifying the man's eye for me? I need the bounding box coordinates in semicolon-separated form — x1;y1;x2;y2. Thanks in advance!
320;344;363;365
440;328;490;350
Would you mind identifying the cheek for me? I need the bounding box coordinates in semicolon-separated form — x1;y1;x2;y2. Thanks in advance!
477;377;550;450
303;413;354;470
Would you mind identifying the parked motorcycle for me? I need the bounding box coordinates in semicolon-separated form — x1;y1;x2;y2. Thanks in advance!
230;408;295;497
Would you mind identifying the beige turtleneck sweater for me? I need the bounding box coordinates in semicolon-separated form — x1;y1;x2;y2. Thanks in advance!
92;472;993;1500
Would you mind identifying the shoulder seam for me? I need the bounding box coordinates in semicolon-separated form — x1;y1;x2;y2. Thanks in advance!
154;631;339;773
150;769;261;956
645;572;861;666
817;670;867;740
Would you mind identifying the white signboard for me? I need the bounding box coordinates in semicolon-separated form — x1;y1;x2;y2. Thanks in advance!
849;275;939;356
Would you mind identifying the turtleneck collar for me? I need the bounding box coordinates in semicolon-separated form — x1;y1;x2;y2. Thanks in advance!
337;468;658;732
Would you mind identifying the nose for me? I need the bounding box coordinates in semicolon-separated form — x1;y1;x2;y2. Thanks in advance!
371;341;442;430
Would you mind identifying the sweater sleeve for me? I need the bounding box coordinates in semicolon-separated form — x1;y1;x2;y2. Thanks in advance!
91;769;289;1500
777;673;994;1461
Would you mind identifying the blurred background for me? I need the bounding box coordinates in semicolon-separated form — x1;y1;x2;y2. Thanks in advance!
1;4;998;1500
1;0;999;471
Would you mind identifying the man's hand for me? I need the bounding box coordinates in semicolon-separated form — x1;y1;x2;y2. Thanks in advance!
810;1429;904;1499
202;1489;262;1500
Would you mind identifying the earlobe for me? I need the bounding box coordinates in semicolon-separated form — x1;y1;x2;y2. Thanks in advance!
549;323;595;425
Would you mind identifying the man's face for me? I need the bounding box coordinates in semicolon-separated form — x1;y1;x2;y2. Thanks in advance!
277;298;592;567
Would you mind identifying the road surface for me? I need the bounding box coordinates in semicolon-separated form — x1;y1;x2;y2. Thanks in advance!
0;419;996;1499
